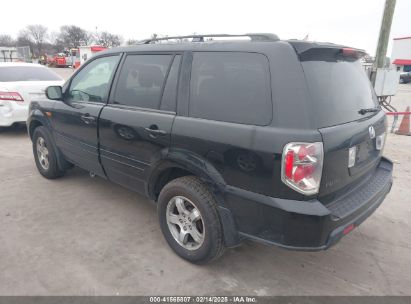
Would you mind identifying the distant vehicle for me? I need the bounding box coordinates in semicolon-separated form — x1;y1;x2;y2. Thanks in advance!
0;63;64;128
400;71;411;83
52;52;73;68
73;46;107;68
27;33;392;263
50;47;107;69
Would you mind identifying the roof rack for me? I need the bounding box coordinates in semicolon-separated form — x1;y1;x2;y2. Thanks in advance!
139;33;280;44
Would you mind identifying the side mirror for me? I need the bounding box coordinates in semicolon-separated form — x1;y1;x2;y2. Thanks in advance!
46;86;63;100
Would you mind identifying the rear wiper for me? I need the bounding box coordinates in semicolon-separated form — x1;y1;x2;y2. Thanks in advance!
358;107;380;115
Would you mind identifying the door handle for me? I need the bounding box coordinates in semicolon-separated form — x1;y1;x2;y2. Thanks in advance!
80;114;95;124
144;125;166;137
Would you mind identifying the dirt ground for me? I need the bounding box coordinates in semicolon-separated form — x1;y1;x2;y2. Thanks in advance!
0;69;410;295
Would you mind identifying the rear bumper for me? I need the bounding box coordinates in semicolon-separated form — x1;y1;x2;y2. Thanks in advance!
224;157;393;250
0;101;29;127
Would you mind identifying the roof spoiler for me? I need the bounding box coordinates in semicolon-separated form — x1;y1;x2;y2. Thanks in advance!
288;41;367;61
139;33;280;44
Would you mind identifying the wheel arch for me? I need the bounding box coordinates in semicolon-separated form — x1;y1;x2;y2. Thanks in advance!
28;114;71;171
27;110;50;140
148;150;240;247
147;149;226;201
28;119;44;139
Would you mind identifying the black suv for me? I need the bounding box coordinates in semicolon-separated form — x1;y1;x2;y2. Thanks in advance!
27;33;393;263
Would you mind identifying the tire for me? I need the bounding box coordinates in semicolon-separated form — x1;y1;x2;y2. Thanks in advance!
157;176;225;264
32;126;65;179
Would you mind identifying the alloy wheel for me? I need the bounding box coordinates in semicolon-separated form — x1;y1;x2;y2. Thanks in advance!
166;196;205;250
36;137;49;170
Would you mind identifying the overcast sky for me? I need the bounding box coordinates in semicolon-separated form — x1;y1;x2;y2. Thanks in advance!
1;0;410;56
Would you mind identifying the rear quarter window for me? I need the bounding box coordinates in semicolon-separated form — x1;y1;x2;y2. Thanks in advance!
189;52;272;125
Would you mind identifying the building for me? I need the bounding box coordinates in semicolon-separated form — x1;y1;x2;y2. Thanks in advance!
391;36;411;72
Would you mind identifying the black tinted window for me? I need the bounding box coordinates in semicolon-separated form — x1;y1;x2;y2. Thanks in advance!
0;66;62;82
114;55;173;109
302;60;378;127
161;55;181;112
189;52;272;125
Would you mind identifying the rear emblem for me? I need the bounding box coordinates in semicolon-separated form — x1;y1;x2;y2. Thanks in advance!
368;126;376;139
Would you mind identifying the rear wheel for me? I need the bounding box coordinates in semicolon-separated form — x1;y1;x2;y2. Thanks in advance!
157;176;225;264
32;126;65;179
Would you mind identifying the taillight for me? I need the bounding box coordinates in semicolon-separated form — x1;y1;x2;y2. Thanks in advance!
340;47;366;59
281;142;324;195
0;92;24;102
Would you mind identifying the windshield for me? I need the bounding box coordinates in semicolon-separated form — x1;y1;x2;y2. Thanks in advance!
0;66;62;82
302;59;378;128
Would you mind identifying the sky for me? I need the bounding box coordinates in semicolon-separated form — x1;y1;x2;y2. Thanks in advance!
1;0;410;56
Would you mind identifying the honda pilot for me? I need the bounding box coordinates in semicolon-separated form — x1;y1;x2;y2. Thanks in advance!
27;33;393;263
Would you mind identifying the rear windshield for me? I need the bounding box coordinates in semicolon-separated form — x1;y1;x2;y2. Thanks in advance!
0;66;62;82
302;59;378;128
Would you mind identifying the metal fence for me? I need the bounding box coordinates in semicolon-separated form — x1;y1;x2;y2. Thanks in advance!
16;46;31;62
0;46;31;62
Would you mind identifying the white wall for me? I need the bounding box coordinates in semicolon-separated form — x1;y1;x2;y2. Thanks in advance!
391;38;411;61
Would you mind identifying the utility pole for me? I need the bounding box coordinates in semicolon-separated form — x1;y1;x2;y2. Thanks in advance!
372;0;396;85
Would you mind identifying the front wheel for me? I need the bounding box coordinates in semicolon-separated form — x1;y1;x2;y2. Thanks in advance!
157;176;225;264
32;126;65;179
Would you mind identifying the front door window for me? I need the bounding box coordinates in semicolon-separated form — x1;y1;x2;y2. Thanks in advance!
66;55;120;103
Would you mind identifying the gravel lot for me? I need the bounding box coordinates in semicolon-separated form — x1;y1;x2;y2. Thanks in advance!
0;68;410;295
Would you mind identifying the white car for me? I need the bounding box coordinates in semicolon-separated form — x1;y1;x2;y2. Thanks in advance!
0;63;64;128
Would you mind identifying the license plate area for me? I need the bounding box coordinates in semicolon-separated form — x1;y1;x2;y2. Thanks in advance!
349;138;380;176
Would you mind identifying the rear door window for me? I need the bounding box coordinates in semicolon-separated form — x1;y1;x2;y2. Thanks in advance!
113;54;173;109
189;52;272;125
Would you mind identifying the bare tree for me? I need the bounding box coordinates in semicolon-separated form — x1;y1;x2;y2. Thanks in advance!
49;31;65;52
97;31;122;48
26;24;48;56
59;25;92;48
16;30;34;55
126;39;139;45
0;34;16;47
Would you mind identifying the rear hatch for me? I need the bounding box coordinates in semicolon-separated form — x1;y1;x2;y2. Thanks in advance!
293;42;386;203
